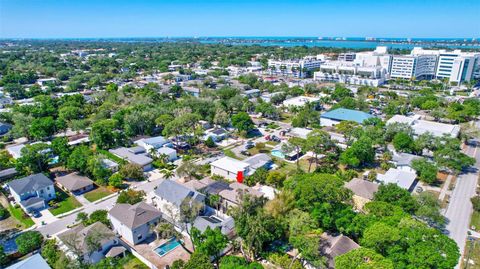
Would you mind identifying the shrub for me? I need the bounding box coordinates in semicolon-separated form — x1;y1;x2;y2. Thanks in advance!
16;231;43;255
472;196;480;212
0;205;9;220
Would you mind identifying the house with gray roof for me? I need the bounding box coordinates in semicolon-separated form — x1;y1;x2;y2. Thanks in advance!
108;202;162;245
243;153;273;172
152;179;205;223
391;152;422;173
109;147;153;171
6;253;51;269
58;222;117;264
8;173;55;212
55;173;94;195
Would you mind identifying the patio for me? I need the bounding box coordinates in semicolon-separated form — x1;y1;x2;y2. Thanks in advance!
123;234;192;269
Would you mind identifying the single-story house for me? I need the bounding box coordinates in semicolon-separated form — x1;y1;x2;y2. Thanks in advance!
56;173;94;195
242;89;261;98
243;153;273;173
204;128;228;142
344;178;379;210
152;179;205;223
320;108;374;126
0;168;18;182
8;173;56;212
156;147;177;162
376;168;417;191
193;214;235;238
391;153;422;173
271;143;302;161
108;202;162;245
210;157;250;181
286;127;312;139
6;144;25;159
386;114;460;138
6;253;51;269
101;158;119;172
134;136;170;152
320;233;360;269
282;96;320;108
109;147;153;171
58;222;118;264
218;182;263;210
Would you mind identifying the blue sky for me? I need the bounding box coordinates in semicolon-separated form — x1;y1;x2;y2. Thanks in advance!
0;0;479;38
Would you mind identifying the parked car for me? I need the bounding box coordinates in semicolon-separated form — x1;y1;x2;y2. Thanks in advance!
245;141;255;149
241;150;251;156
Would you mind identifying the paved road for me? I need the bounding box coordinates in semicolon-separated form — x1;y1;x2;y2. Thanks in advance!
36;173;165;237
444;126;480;268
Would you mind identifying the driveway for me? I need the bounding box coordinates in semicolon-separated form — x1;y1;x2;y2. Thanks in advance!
75;194;91;206
31;208;58;226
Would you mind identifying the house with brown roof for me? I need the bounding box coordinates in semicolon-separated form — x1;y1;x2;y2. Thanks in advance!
56;173;94;195
108;202;162;245
57;222;118;264
320;233;360;269
344;178;379;210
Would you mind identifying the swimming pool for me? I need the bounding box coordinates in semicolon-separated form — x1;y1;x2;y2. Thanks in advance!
271;149;285;159
154;237;182;257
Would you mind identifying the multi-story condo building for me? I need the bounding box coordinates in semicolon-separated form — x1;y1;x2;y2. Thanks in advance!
267;55;325;78
313;61;387;86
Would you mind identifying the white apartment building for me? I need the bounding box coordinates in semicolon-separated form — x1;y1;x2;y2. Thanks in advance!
268;55;325;78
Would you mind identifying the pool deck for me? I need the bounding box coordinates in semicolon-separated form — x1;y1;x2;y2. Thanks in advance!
124;234;192;269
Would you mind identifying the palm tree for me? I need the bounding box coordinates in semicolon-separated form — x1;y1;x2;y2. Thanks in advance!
161;169;174;180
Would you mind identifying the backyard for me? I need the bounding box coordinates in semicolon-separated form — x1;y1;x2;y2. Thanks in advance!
83;186;114;202
48;188;82;216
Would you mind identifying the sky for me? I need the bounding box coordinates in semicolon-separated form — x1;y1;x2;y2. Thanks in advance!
0;0;479;38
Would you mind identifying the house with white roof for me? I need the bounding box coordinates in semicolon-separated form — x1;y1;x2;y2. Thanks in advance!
156;147;177;161
386;115;460;138
376;168;417;191
134;136;170;152
282;96;320;108
210;156;250;181
109;147;153;171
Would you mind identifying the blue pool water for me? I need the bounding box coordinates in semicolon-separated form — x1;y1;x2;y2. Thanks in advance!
271;149;285;159
154;237;181;257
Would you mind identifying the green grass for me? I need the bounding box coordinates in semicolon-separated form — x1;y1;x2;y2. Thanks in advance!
8;205;34;228
471;211;480;232
97;149;128;165
223;149;241;160
122;254;149;269
463;239;480;269
48;188;82;216
83;187;113;202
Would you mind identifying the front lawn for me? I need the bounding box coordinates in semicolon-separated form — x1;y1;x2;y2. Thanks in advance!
8;205;34;228
471;211;480;232
48;188;82;216
83;186;114;202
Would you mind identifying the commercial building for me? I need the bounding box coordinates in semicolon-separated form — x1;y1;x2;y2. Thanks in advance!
267;55;325;78
386;114;460;138
320;108;374;126
314;61;387;86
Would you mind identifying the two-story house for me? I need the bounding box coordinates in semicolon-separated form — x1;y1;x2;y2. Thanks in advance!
108;202;162;245
8;173;56;212
151;179;205;223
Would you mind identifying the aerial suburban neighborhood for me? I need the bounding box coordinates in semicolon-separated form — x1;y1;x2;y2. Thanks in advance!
0;1;480;269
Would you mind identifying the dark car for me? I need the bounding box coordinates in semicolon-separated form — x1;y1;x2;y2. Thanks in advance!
241;150;251;156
